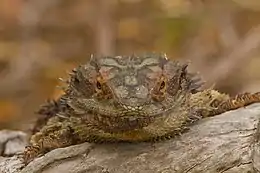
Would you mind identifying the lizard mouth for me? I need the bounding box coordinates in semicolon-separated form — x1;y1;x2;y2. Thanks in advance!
69;94;185;119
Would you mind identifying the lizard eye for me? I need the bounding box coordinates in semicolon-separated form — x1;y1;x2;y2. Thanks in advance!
95;76;113;99
159;81;166;90
96;76;104;90
152;76;167;102
96;81;102;90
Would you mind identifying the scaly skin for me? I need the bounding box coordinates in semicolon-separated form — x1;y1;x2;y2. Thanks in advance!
23;54;260;164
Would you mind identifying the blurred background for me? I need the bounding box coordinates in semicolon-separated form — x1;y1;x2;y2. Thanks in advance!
1;0;260;130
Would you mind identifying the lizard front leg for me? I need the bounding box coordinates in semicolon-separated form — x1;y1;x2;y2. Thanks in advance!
23;117;80;164
191;90;260;118
210;92;260;115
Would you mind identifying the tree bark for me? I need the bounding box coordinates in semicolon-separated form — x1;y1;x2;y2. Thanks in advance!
0;103;260;173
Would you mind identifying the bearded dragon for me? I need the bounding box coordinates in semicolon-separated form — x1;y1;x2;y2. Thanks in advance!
23;53;260;164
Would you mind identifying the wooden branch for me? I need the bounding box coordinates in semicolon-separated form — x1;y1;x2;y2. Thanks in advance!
1;103;260;173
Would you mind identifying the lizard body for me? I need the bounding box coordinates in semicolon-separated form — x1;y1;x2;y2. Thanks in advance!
23;54;260;164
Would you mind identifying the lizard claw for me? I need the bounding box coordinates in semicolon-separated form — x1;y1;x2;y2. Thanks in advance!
23;145;40;165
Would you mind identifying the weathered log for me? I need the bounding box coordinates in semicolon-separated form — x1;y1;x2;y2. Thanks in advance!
0;103;260;173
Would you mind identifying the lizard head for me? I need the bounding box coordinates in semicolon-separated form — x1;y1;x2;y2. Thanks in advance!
65;54;201;132
64;54;203;131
